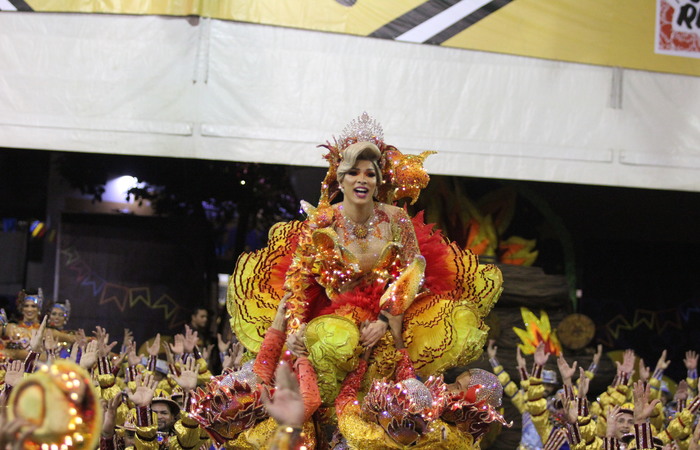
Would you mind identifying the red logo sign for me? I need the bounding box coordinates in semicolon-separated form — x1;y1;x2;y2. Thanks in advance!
656;0;700;57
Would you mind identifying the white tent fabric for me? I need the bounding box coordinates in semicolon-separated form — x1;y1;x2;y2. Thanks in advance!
1;13;699;191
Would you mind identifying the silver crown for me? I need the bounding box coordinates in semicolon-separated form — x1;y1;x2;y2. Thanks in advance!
337;112;384;148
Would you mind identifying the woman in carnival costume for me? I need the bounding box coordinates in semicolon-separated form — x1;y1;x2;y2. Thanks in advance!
2;288;44;360
46;299;81;358
228;113;504;446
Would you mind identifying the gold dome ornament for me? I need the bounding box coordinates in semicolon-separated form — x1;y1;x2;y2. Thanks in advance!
556;313;596;350
8;360;102;449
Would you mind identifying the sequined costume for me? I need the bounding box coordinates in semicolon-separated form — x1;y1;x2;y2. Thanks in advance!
190;327;318;449
227;113;504;442
335;348;473;449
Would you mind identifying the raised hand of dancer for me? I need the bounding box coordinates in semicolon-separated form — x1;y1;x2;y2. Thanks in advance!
562;397;577;425
201;344;214;363
577;367;590;398
633;380;660;424
556;354;577;385
616;349;635;378
592;344;603;367
516;346;526;370
170;334;185;356
28;316;47;353
4;360;25;388
654;349;671;373
486;339;497;360
145;334;161;357
183;325;198;354
638;358;650;382
684;350;698;372
171;357;198;392
231;342;245;369
675;380;689;404
80;340;98;370
43;331;57;354
605;405;623;438
127;342;141;367
128;373;157;408
123;328;134;350
534;342;549;367
217;333;231;355
75;328;87;348
94;326;118;358
101;394;122;438
271;294;290;332
260;362;305;429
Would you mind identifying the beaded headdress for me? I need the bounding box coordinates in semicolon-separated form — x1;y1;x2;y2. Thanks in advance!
52;299;72;322
361;375;445;446
17;287;44;310
190;361;268;445
442;369;509;441
312;113;436;220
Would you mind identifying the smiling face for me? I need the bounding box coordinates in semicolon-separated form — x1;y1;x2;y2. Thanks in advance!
340;159;378;208
49;307;66;328
615;411;634;439
152;402;177;432
22;300;40;323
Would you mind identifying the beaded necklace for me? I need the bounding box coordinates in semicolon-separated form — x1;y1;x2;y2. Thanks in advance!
340;205;377;240
339;204;379;254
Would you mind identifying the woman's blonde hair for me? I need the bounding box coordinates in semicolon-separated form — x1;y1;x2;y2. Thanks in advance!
337;141;383;185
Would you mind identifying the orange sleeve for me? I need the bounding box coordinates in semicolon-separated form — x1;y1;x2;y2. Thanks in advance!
253;328;286;385
294;356;322;422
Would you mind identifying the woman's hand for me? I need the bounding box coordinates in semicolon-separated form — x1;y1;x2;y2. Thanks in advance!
360;319;388;348
286;324;308;358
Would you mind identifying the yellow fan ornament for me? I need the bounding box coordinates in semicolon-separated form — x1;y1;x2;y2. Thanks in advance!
513;307;562;356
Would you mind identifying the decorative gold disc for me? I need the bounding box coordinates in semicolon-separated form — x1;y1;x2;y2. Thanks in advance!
556;313;595;350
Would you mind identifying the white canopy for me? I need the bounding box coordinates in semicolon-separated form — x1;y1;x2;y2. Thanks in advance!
1;13;699;191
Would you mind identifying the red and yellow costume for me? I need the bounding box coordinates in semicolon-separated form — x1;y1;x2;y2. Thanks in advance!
227;113;504;447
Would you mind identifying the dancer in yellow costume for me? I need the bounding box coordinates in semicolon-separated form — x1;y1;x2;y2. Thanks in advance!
228;113;504;414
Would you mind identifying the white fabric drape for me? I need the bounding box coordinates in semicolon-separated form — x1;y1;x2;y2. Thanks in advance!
1;13;699;191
